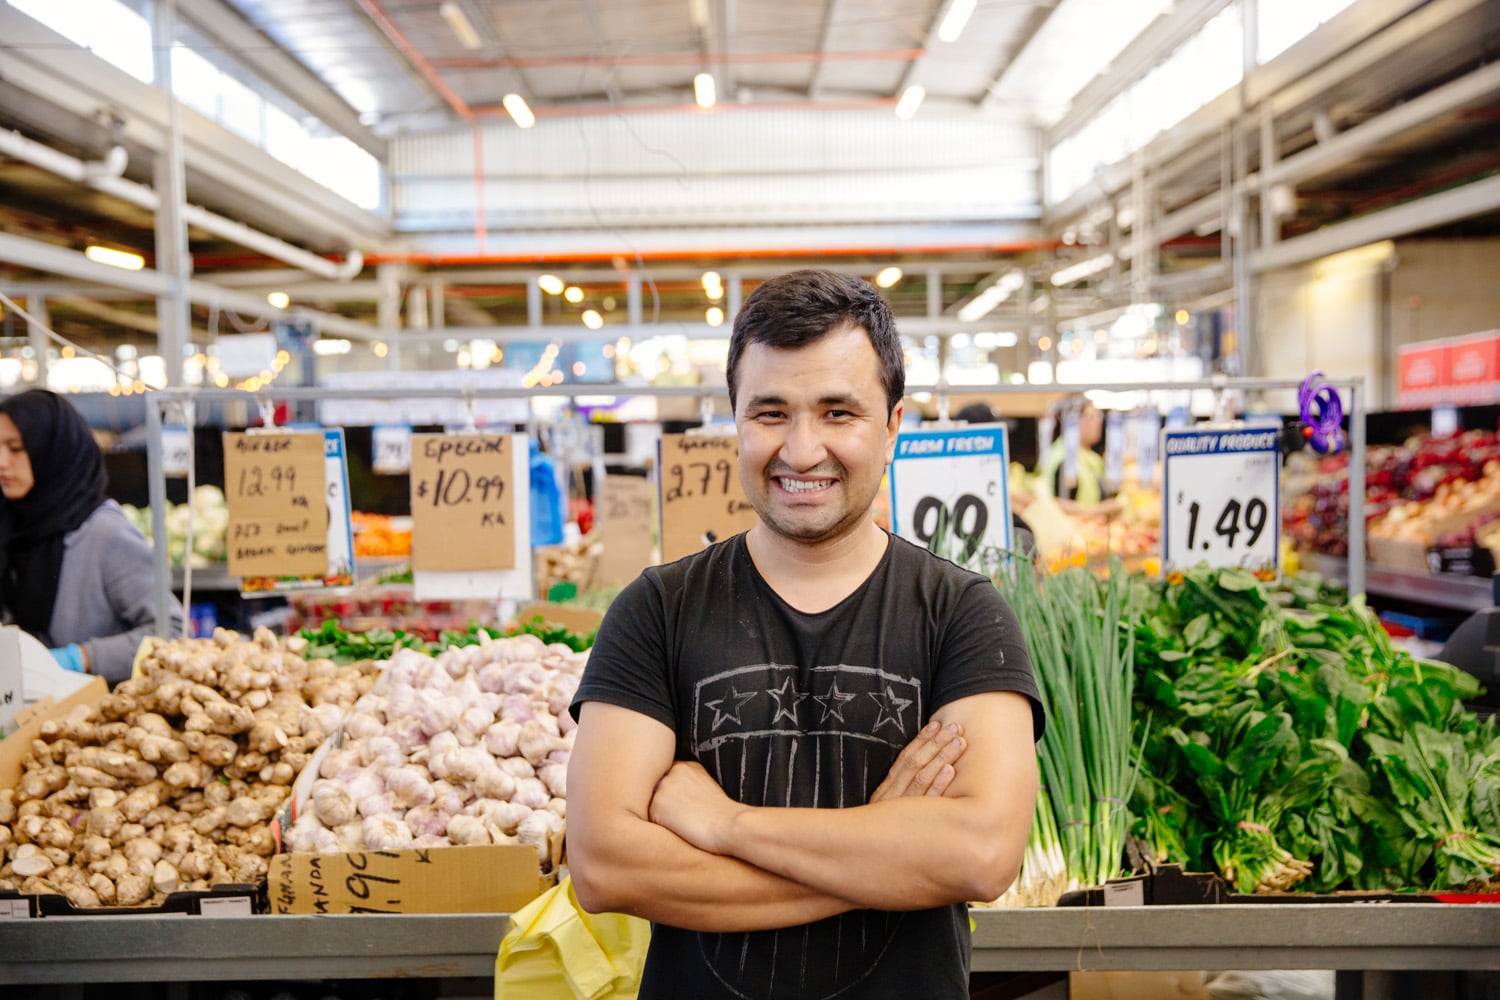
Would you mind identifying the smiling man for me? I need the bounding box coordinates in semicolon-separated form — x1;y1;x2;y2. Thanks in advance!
567;269;1043;999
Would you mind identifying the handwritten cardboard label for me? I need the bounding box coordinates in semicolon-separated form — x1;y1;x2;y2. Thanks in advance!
223;432;328;578
658;433;758;562
409;433;515;572
238;429;356;593
596;474;656;585
267;845;547;915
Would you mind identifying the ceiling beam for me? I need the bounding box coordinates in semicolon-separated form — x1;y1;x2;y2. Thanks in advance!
807;0;845;99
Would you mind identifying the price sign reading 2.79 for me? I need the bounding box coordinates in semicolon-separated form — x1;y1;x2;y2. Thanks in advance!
663;457;734;501
409;433;515;572
889;426;1011;565
1161;426;1280;576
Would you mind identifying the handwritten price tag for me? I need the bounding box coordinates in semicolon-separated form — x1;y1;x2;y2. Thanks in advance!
223;432;328;578
596;474;655;585
889;427;1012;564
1161;426;1280;575
409;433;515;572
372;424;412;475
658;434;758;562
161;425;191;478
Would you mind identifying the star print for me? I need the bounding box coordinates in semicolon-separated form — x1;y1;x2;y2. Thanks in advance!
869;685;912;732
767;675;810;725
814;679;856;723
704;684;756;731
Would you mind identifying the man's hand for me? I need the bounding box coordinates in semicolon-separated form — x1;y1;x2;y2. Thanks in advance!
650;760;743;855
870;719;966;802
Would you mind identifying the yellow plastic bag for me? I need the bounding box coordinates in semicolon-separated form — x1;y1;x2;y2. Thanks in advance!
494;876;651;1000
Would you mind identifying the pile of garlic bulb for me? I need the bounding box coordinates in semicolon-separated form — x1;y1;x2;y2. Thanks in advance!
282;632;583;866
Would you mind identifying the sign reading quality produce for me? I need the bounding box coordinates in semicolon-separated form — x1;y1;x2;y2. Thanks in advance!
223;431;329;578
1161;426;1279;576
658;433;758;562
409;433;515;571
889;426;1011;564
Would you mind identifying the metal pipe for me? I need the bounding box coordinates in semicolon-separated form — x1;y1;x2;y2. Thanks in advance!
145;396;173;637
1348;377;1366;599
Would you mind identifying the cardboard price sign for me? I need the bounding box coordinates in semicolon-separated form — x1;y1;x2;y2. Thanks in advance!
596;474;655;586
1161;426;1280;575
223;432;328;578
658;433;758;562
889;427;1011;563
410;433;515;572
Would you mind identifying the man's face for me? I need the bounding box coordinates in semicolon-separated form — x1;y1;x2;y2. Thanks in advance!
733;325;902;545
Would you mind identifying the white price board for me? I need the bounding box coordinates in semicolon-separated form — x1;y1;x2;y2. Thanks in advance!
161;425;191;478
889;426;1011;564
372;424;412;474
1161;426;1280;575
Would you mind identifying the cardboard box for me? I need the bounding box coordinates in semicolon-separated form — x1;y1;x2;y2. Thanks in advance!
0;675;107;790
270;704;562;915
268;843;552;914
514;601;604;636
1069;971;1208;1000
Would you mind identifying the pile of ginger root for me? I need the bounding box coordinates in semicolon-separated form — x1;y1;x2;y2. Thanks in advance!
0;627;377;908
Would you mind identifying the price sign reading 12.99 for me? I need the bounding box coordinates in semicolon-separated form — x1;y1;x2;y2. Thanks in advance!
409;433;515;572
1161;426;1280;576
889;426;1011;565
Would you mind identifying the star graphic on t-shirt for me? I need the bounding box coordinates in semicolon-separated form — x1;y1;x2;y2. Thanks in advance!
813;679;856;723
869;684;913;732
767;675;810;725
704;684;756;731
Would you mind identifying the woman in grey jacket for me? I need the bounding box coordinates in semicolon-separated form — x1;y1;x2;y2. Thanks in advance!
0;389;183;684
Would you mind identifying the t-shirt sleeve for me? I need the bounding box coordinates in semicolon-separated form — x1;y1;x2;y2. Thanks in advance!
930;579;1045;741
569;570;676;732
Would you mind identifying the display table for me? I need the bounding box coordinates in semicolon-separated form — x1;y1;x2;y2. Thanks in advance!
1;905;1495;985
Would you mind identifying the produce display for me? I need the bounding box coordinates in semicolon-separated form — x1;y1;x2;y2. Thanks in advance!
297;616;596;665
351;512;411;559
281;632;581;865
0;629;377;907
284;588;498;640
121;485;229;567
1283;428;1500;562
1130;566;1499;893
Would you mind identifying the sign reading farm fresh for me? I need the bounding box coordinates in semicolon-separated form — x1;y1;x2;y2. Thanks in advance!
223;432;329;578
1161;426;1279;576
409;433;515;572
889;426;1011;564
658;433;758;562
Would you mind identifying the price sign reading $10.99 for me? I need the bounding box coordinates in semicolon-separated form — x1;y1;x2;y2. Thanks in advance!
889;426;1011;564
1161;426;1280;576
409;433;515;572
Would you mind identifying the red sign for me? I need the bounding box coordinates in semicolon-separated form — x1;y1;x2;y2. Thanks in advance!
1447;331;1500;406
1397;342;1449;409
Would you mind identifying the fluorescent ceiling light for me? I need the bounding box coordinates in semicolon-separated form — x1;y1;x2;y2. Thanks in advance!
582;309;604;330
439;1;484;50
989;0;1172;125
266;291;290;309
1050;253;1115;286
874;266;903;288
312;338;352;356
694;72;716;109
84;245;144;271
956;269;1025;322
538;274;564;295
502;93;535;129
894;85;926;120
937;0;977;44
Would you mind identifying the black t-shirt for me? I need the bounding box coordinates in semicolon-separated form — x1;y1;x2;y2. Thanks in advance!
572;531;1043;1000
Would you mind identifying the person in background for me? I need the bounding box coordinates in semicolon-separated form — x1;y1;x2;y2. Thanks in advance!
567;270;1042;999
1037;396;1112;511
0;389;184;684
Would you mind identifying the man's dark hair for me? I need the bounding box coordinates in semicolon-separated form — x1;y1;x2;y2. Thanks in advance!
726;269;905;414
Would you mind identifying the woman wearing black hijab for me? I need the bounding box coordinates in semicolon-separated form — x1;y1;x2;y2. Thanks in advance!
0;389;182;683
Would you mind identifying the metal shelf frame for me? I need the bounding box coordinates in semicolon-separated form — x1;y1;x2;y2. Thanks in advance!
1;904;1494;985
143;375;1368;633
